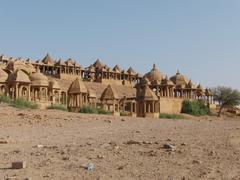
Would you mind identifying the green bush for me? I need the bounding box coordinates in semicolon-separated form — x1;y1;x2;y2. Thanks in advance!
0;95;12;104
182;100;209;116
47;104;68;111
120;111;129;116
79;106;99;114
97;108;111;115
79;106;111;115
159;113;185;119
12;98;39;109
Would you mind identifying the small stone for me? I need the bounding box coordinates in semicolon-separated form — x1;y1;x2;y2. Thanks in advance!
0;139;8;144
86;142;92;146
12;161;27;169
209;150;216;155
114;146;120;150
109;141;117;146
126;140;141;145
24;178;32;180
62;156;70;161
5;177;18;180
118;165;124;170
181;176;186;180
142;141;153;145
13;149;20;154
37;144;44;148
105;120;112;123
192;160;201;164
162;143;176;151
121;119;126;122
17;113;25;116
97;155;104;159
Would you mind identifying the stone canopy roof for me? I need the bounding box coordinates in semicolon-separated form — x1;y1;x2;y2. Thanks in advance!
127;67;136;75
113;65;121;73
140;86;158;101
8;69;31;83
68;77;88;94
101;84;119;100
186;80;196;89
42;53;55;65
93;59;105;69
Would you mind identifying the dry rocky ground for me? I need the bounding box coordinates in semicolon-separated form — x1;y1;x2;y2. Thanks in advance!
0;104;240;180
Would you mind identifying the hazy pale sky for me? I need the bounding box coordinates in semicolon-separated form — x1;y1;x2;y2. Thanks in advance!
0;0;240;89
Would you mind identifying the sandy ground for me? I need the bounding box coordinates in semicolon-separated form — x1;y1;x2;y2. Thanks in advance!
0;104;240;180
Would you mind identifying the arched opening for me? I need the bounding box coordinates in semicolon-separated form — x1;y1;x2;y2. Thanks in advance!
0;85;6;95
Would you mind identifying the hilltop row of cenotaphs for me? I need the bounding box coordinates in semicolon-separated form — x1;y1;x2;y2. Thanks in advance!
0;54;214;117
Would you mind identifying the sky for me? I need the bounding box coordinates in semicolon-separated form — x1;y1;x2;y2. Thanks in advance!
0;0;240;89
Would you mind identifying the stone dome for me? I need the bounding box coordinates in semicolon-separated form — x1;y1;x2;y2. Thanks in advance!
170;70;188;87
161;76;174;86
29;68;48;86
144;64;164;84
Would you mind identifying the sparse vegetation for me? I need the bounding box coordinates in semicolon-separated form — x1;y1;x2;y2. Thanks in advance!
0;95;38;109
79;106;111;115
0;95;12;104
159;113;185;119
182;99;209;116
120;111;129;116
12;98;39;109
47;104;68;111
212;86;240;117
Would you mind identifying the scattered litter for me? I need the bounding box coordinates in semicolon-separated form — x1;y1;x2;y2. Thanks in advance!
86;163;94;171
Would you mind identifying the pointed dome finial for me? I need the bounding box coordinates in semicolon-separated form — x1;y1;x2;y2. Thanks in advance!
153;63;156;69
176;69;180;74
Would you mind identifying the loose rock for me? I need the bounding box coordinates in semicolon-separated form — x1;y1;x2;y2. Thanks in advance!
162;143;176;151
12;161;27;169
126;140;142;145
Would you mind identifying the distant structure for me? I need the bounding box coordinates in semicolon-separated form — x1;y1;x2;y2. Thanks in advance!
0;54;215;117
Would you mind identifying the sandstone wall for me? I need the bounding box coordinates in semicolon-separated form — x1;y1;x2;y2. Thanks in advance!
59;73;79;81
159;98;184;114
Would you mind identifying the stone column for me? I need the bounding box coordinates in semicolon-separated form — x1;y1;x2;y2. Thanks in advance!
166;87;169;97
15;83;19;99
152;101;154;113
28;85;31;100
144;102;146;114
